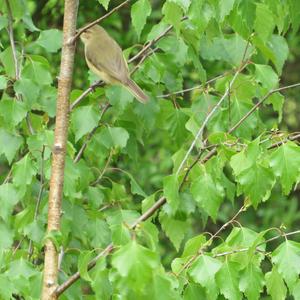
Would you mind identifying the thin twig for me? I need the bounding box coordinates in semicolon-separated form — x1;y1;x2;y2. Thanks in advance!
70;0;131;43
157;74;226;98
176;62;249;176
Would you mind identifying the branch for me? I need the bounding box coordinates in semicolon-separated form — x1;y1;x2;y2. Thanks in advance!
41;0;79;299
70;0;131;43
176;61;249;176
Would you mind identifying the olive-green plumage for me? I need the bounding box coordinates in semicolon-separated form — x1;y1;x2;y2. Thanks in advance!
80;25;148;103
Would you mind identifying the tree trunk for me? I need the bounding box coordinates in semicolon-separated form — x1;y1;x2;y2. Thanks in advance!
41;1;78;299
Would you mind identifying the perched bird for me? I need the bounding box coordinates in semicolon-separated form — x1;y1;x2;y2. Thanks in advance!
80;24;149;103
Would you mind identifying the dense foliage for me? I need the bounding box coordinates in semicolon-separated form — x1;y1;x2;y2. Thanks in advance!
0;0;300;299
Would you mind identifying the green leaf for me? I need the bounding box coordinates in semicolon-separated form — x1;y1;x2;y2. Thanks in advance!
268;35;289;74
215;261;242;300
200;34;253;66
220;0;236;21
269;142;300;194
0;184;19;222
0;46;18;78
182;234;206;257
0;75;7;89
22;58;52;85
288;0;300;33
71;105;101;142
36;29;63;53
189;255;222;300
0;129;23;164
0;275;13;300
14;78;40;107
183;283;206;300
98;0;110;10
254;3;275;41
0;15;8;30
162;2;183;35
131;0;152;39
239;263;264;300
159;211;187;251
111;240;158;288
163;174;180;212
265;266;287;300
272;240;300;288
12;154;36;187
170;0;191;13
0;100;27;127
0;221;14;250
255;64;278;90
191;165;224;221
266;92;284;122
78;250;93;282
98;127;129;149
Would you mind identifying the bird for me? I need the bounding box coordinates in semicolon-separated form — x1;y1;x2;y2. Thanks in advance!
80;24;149;103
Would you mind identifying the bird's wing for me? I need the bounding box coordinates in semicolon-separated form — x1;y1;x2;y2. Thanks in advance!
85;37;129;83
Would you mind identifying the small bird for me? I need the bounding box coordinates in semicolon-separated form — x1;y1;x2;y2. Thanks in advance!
80;25;149;103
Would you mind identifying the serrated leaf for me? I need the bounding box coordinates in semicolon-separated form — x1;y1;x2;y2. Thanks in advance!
111;240;158;288
255;64;278;90
98;127;129;149
14;78;40;107
12;154;37;187
189;255;222;300
131;0;152;39
36;29;62;53
191;165;224;221
163;174;180;212
239;263;264;300
182;234;206;257
71;105;101;142
254;3;275;41
269;142;300;194
220;0;236;21
0;100;27;127
162;2;183;35
265;266;287;300
78;250;93;282
215;261;242;300
272;240;300;288
0;129;23;164
22;59;52;85
0;75;7;89
98;0;110;10
159;212;187;251
0;184;19;222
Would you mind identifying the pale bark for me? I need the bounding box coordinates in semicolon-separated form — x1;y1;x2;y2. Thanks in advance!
41;0;78;299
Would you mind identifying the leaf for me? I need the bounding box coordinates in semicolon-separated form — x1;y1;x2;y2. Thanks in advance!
22;58;52;85
98;127;129;149
131;0;152;39
36;29;63;53
266;92;284;122
288;0;300;33
182;234;206;257
111;240;158;288
215;261;242;300
183;283;206;300
200;34;253;66
71;105;101;142
159;211;187;251
272;240;300;288
0;15;8;30
163;174;180;212
98;0;110;10
0;75;7;89
0;100;27;127
269;142;300;194
190;165;224;221
0;129;23;164
254;3;275;41
239;263;264;300
162;2;183;35
220;0;236;21
255;64;278;90
12;154;37;187
0;46;18;77
78;250;93;282
265;266;287;300
14;78;40;107
189;255;222;300
0;184;19;222
170;0;191;13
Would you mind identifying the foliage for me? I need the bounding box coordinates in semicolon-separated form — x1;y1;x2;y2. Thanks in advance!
0;0;300;299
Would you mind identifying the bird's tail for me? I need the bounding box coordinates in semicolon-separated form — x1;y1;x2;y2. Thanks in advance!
125;79;149;103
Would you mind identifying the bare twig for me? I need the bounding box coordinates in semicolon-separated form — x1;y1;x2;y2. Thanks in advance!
70;0;131;43
42;0;79;298
157;74;226;98
176;61;249;176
